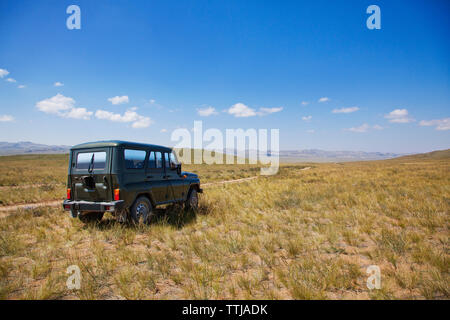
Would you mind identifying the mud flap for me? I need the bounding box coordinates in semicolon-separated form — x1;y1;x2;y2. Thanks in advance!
70;210;79;218
116;210;128;223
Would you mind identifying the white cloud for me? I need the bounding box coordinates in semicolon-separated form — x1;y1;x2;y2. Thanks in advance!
385;109;414;123
346;123;383;133
257;107;283;116
54;82;64;87
132;117;152;129
36;94;93;120
160;128;167;133
6;78;16;83
65;107;93;120
347;123;370;133
301;101;309;106
149;99;156;104
18;85;26;89
108;95;129;105
197;106;218;117
302;115;312;121
36;93;75;115
226;103;283;117
419;118;450;131
95;109;135;122
0;69;9;78
0;115;14;122
95;108;152;128
227;103;257;117
332;106;359;114
307;129;315;133
318;97;330;103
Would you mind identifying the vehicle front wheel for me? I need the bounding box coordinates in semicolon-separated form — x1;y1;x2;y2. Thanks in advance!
130;196;154;225
185;188;199;211
79;212;104;223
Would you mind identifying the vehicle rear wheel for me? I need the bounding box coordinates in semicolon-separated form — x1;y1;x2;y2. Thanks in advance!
130;196;153;225
185;188;198;211
79;212;104;223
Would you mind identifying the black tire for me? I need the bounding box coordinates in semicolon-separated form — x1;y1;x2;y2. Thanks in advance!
185;188;199;211
130;196;153;225
79;212;104;223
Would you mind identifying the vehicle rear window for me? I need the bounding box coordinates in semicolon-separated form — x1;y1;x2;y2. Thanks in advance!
76;152;106;170
124;149;146;169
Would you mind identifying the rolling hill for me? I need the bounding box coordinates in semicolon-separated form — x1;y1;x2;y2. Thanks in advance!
392;149;450;161
0;141;70;156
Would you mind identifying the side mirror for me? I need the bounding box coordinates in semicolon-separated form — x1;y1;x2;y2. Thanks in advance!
176;163;182;175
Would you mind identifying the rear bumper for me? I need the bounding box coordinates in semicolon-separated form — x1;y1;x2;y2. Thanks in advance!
63;199;125;213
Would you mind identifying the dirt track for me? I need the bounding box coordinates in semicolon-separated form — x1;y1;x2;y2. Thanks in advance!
0;177;259;214
0;167;312;216
0;183;64;190
202;175;259;187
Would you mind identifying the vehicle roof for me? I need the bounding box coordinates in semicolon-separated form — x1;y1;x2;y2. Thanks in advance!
71;140;172;152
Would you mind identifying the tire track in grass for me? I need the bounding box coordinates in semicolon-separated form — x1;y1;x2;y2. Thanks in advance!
0;167;312;217
0;176;261;215
202;166;311;188
0;200;62;218
0;183;64;190
202;175;259;187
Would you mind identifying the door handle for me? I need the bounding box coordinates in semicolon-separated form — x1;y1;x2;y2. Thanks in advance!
146;175;153;179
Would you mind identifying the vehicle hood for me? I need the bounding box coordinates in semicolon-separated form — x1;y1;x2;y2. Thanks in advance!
182;171;198;179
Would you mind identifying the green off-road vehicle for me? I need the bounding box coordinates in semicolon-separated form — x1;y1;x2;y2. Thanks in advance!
63;140;202;224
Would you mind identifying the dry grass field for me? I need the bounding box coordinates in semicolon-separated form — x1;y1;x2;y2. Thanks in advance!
0;152;448;299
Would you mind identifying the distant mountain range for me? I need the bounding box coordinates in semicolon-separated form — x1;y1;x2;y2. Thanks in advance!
216;148;406;162
222;148;405;162
0;141;70;156
0;141;417;162
276;149;405;162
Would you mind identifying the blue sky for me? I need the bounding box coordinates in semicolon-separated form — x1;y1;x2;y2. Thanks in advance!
0;0;449;153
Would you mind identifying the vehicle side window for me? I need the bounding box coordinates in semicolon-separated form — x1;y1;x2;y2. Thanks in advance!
169;152;178;166
148;151;156;169
155;152;163;168
124;149;146;169
164;153;170;168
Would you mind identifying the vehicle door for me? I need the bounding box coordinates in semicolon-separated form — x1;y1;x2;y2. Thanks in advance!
146;151;170;204
164;151;184;201
122;148;148;203
71;148;112;202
